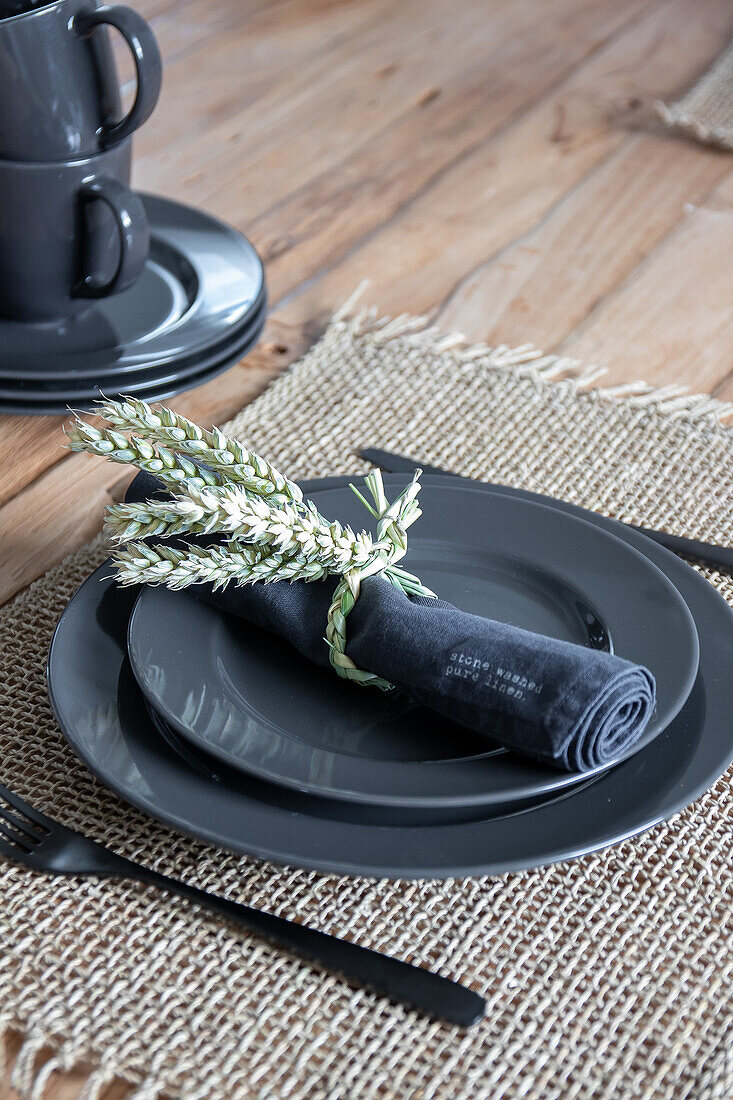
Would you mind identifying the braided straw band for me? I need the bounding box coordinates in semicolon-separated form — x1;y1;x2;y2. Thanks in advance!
325;469;436;691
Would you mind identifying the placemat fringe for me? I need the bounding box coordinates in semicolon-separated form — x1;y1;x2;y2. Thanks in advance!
655;99;733;150
332;287;733;425
0;1020;9;1082
25;1040;86;1100
10;1028;51;1097
77;1066;122;1100
3;1012;148;1100
654;37;733;153
126;1081;165;1100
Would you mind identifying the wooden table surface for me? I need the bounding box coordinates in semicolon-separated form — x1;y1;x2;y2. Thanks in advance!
3;0;733;1095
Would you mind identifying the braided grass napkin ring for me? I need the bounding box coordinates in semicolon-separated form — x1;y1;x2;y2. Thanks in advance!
325;471;436;690
67;397;435;691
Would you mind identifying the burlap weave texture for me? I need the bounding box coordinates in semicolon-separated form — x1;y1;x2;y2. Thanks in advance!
658;38;733;150
2;312;733;1100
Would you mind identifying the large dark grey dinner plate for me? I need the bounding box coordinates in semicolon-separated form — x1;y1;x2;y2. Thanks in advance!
0;296;267;402
128;483;698;809
0;194;264;380
47;477;733;878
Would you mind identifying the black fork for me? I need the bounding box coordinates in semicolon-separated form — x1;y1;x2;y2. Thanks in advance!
0;780;485;1027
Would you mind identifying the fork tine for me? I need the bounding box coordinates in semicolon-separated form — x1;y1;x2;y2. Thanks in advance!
0;802;45;843
0;781;53;831
0;817;33;854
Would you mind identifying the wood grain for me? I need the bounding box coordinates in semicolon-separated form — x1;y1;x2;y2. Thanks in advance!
2;0;733;1095
559;165;733;387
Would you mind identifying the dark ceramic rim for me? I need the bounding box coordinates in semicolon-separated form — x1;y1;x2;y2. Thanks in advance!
0;1;67;25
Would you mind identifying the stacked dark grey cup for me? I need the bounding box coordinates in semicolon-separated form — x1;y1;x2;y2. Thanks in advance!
0;0;267;414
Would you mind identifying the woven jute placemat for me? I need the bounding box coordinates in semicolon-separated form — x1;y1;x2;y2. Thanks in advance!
657;38;733;150
2;308;733;1100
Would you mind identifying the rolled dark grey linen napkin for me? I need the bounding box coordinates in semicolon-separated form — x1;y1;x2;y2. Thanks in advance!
125;472;656;772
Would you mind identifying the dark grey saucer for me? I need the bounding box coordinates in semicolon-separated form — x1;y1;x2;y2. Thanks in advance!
0;295;266;402
47;478;733;878
128;484;698;808
0;194;264;381
0;316;266;415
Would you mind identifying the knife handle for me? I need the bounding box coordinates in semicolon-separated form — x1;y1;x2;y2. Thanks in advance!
127;861;486;1027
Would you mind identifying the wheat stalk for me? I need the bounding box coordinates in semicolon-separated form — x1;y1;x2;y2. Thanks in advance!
95;395;303;506
65;419;224;490
68;399;436;689
105;484;381;573
112;540;328;590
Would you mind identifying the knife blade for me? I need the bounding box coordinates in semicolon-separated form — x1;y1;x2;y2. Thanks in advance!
360;447;733;574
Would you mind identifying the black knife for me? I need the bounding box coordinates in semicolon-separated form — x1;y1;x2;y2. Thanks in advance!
360;447;733;574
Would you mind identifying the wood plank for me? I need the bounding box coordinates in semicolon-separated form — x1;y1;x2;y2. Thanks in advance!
433;132;731;349
270;0;733;323
556;166;733;399
145;0;292;64
133;0;505;200
162;0;654;228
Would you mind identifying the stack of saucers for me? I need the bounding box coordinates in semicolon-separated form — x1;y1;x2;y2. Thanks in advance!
48;474;733;879
0;0;266;414
0;195;267;415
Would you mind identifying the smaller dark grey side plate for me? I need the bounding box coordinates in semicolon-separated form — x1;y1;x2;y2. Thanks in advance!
128;483;698;808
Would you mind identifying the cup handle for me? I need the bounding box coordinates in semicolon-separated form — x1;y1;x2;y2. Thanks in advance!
75;177;149;299
75;5;162;147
